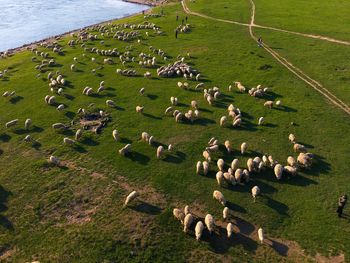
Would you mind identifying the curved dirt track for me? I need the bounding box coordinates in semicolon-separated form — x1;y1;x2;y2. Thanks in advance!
182;0;350;115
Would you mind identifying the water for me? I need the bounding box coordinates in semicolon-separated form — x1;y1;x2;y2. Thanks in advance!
0;0;149;52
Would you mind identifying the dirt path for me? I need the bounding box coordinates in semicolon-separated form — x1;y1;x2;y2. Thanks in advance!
182;0;350;115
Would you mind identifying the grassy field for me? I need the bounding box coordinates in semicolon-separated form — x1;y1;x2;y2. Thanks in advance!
0;0;349;262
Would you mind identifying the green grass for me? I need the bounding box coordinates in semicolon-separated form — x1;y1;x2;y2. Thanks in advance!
0;1;349;262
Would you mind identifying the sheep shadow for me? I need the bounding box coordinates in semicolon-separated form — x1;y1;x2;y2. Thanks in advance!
129;201;162;215
264;196;289;216
125;151;150;165
31;141;42;150
147;94;158;100
163;151;186;164
81;137;100;146
0;185;13;231
143;113;162;120
120;137;132;144
274;105;297;113
265;238;289;256
0;133;11;142
13;126;44;135
226;201;247;214
195;118;216;126
9;96;24;104
64;111;76;119
73;144;88;153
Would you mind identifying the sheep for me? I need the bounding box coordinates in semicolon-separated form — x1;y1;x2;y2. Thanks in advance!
213;190;226;206
274;164;283;180
241;142;247;155
141;132;149;142
284;165;297;176
217;159;225;171
168;144;173;152
119;144;131;155
75;129;83;141
177;82;183;88
216;171;225;186
206;95;214;105
251;186;260;202
258;117;264;126
63;137;75;145
235;169;243;184
264;101;273;108
247;158;255;173
297;153;313;168
148;136;155;145
24;134;32;142
170;96;178;105
49;155;60;165
164;106;173;115
293;143;307;153
268;155;277;167
196;161;202;174
258;227;264;244
191;100;198;109
184;205;190;216
243;169;250;182
52;123;67;130
205;214;215;234
112;130;119;141
57;104;65;111
157;146;164;159
206;144;219;152
136;106;144;113
97;86;105;93
123;191;139;207
262;155;269;166
235;81;246;92
175;112;182;122
227;223;234;239
195;221;204;241
106;100;116;107
289;133;296;143
173;208;185;224
203;161;209;176
183;213;193;233
24;119;32;130
223;207;229;220
5;119;18;128
202;150;211;162
70;64;76;71
195;83;204;90
231;159;239;171
275;100;281;106
57;88;63;95
220;116;227;127
287;156;296;167
208;137;216;145
48;96;56;105
139;87;145;95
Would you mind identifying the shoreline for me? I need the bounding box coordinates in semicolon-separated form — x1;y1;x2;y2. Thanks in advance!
4;0;166;55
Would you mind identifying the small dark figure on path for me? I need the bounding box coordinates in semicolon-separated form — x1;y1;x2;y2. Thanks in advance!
175;29;178;39
185;16;188;22
258;37;263;47
142;10;145;15
176;15;179;21
337;194;348;217
161;8;164;15
182;19;184;25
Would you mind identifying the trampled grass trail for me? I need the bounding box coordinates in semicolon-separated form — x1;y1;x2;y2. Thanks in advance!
182;0;350;115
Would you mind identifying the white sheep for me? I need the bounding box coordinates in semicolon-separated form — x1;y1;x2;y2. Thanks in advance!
124;191;139;207
231;159;239;171
202;150;211;162
268;155;276;167
148;136;155;145
63;137;75;145
235;81;246;92
139;87;145;95
196;161;202;174
213;190;226;206
205;214;215;234
157;146;164;159
57;104;65;111
284;165;297;176
216;171;225;186
5;119;18;128
247;158;254;173
75;129;83;141
119;144;131;155
220;116;227;127
191;100;198;109
227;223;234;238
136;106;144;113
70;64;76;71
48;96;55;105
274;164;283;180
293;143;307;153
170;96;178;105
112;130;119;141
24;119;32;130
258;227;264;244
52;123;67;129
24;134;32;142
217;159;225;171
203;161;209;176
173;208;185;224
223;207;229;220
258;117;264;125
275;100;281;106
168;144;173;152
289;134;296;143
184;205;190;216
206;144;219;152
241;142;247;155
195;221;204;241
106;100;116;107
49;155;60;165
164;106;173;115
264;101;273;108
224;140;232;153
297;153;313;168
287;156;296;167
175;112;182;122
251;186;260;202
183;213;193;233
235;169;243;184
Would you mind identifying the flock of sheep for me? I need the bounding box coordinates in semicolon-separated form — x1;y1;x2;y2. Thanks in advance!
1;9;316;250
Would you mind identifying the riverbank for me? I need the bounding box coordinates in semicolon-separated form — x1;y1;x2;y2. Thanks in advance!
2;0;164;55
